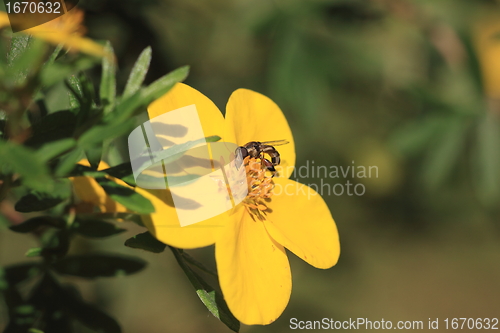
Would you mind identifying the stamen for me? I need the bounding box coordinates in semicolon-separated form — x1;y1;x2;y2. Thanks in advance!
242;157;275;219
210;156;275;220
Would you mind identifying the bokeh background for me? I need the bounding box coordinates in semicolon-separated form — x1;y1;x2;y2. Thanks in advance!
2;0;500;332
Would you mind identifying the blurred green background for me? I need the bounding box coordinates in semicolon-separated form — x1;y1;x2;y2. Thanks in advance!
3;0;500;332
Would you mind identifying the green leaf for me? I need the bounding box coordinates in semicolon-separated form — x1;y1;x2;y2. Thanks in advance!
52;254;147;279
421;116;469;189
39;230;71;259
66;72;99;126
45;44;64;66
124;231;166;253
95;177;155;214
66;74;84;110
35;139;77;163
0;119;6;138
41;54;101;88
100;42;116;115
123;46;152;98
14;181;70;212
102;162;133;179
0;213;9;229
9;216;65;233
135;173;199;189
107;66;189;123
84;144;103;170
78;118;136;148
7;34;32;65
475;113;500;205
169;247;240;332
0;141;53;192
30;273;121;333
72;219;126;238
67;296;121;333
133;135;221;177
26;248;43;258
65;163;94;177
180;251;217;277
55;148;84;177
7;36;47;86
24;111;77;149
459;31;484;96
389;115;446;157
0;267;7;291
4;263;40;286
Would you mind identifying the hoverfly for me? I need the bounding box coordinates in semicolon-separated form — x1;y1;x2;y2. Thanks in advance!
235;140;289;173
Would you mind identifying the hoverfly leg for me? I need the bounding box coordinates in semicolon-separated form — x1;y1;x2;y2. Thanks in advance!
263;158;275;172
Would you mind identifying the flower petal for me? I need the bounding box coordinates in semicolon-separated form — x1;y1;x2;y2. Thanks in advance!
148;83;225;139
137;188;229;249
31;33;109;58
225;89;296;178
264;178;340;269
216;207;291;325
71;160;128;213
0;12;9;29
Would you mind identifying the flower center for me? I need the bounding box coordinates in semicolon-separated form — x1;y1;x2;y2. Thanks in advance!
242;156;275;220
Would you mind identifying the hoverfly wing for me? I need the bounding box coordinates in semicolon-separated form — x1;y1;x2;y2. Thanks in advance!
259;139;289;147
234;147;244;170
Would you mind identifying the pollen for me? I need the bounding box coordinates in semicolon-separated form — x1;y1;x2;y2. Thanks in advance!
242;157;275;220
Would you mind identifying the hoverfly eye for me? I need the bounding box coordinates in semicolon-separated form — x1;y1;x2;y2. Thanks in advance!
237;147;249;158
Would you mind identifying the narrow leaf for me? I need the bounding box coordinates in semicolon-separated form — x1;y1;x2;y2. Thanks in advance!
475;113;500;205
30;273;122;333
9;216;65;233
100;42;116;115
102;162;133;179
55;148;84;177
95;178;155;214
78;118;135;148
14;180;71;212
124;231;166;253
107;66;189;123
35;139;76;163
52;254;147;279
0;141;53;192
421;116;469;189
170;247;240;332
123;46;152;98
66;74;83;110
84;144;103;170
24;111;77;149
4;263;40;286
41;54;101;88
73;219;126;238
25;248;42;258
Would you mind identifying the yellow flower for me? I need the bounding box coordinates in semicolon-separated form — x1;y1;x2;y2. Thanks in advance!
0;8;108;58
474;14;500;98
71;160;128;213
138;83;340;325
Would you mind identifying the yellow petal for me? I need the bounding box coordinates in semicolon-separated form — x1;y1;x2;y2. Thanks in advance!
137;188;229;249
29;32;109;58
216;207;291;325
264;178;340;269
20;8;109;58
0;12;10;29
474;15;500;98
148;83;225;139
71;160;128;213
224;89;295;178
